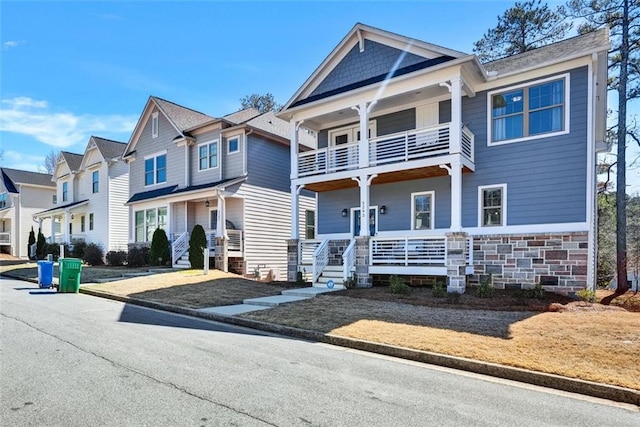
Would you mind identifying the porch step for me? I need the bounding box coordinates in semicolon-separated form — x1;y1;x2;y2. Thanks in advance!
173;251;191;269
243;295;312;307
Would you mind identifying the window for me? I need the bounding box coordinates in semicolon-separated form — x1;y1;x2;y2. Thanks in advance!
89;213;94;231
328;122;376;146
62;182;68;202
53;220;61;235
80;215;86;232
210;209;218;230
135;207;167;242
152;112;159;138
0;193;6;209
412;191;434;230
199;140;219;171
145;153;167;186
305;210;315;239
489;75;568;144
92;171;99;193
52;194;57;205
228;136;240;154
479;184;507;227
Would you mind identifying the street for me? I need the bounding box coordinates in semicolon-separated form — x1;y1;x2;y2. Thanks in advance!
1;277;637;426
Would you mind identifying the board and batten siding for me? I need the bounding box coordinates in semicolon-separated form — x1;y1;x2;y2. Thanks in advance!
460;66;588;227
129;108;184;197
107;161;130;251
236;182;314;280
191;129;222;186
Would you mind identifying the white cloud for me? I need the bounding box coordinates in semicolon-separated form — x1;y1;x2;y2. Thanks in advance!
0;97;136;148
3;40;25;50
2;151;47;173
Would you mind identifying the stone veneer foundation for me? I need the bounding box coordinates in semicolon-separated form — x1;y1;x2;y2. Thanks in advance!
470;232;589;293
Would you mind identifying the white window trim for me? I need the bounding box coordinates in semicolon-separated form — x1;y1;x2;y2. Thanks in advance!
486;73;570;146
62;181;69;202
143;151;167;187
328;121;377;146
411;191;435;230
350;205;378;237
92;170;99;193
478;184;507;227
209;207;218;230
152;112;159;138
198;140;220;171
227;135;241;155
134;206;168;242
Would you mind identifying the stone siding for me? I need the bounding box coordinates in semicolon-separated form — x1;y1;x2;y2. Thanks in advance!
328;239;350;265
470;232;588;293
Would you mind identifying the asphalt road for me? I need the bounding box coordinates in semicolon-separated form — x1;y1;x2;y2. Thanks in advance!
1;278;637;426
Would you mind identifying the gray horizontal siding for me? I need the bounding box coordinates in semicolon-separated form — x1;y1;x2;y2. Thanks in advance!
439;100;451;124
223;134;244;179
191;129;222;186
246;135;290;193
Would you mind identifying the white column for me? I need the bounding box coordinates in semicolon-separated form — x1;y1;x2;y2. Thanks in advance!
450;76;462;155
290;184;299;239
355;174;376;237
217;194;227;238
64;211;70;243
450;158;462;231
290;121;299;180
357;102;369;169
184;201;188;234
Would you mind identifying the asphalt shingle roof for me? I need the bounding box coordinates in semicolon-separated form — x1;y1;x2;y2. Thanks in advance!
35;199;89;215
127;177;245;204
484;28;609;75
223;108;262;125
242;111;316;148
92;136;126;160
1;167;54;193
60;151;84;172
152;96;215;131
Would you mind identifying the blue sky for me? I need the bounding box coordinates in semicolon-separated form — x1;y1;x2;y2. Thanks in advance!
1;0;638;193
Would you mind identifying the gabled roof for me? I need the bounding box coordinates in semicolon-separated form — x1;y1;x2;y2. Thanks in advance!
124;96;215;157
484;28;610;76
59;151;84;173
223;108;262;125
92;136;126;160
126;177;245;204
1;167;55;193
281;22;466;111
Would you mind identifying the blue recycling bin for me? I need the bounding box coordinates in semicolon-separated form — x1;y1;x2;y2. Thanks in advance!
37;260;54;288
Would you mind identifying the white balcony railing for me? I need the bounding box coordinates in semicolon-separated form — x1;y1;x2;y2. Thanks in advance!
297;123;475;177
370;236;447;266
0;232;10;245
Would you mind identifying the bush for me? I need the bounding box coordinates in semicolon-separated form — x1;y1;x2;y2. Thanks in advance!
476;276;493;298
36;229;46;259
106;250;127;266
389;275;410;294
576;288;596;303
528;282;546;300
432;281;446;298
149;228;171;266
42;243;60;261
83;243;104;266
344;273;358;289
446;291;461;304
70;240;87;259
127;246;149;268
189;225;207;269
28;227;36;260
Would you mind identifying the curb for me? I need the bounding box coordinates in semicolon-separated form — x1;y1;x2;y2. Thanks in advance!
77;287;640;407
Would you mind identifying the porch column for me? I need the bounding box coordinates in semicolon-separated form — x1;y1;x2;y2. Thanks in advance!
353;174;377;237
217;194;227;238
64;210;70;243
446;232;468;293
184;201;188;234
353;102;370;169
290;121;301;180
291;183;299;239
440;158;462;232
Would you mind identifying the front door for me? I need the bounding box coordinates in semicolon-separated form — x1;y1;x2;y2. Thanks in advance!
352;207;377;237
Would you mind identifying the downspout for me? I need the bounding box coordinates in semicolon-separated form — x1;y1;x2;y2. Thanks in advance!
244;129;253;176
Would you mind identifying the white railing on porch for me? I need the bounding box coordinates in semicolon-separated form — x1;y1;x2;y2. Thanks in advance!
0;232;10;245
46;234;86;244
297;123;475;177
342;239;356;281
172;231;189;266
227;230;243;252
370;236;447;266
299;239;321;265
312;239;329;283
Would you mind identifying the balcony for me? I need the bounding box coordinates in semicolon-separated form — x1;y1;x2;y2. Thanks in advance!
297;123;474;180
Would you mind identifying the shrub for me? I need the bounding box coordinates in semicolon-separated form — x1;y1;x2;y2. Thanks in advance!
528;282;546;300
127;247;149;268
36;229;46;259
389;275;410;295
83;243;104;266
188;225;207;269
476;275;493;298
70;240;87;259
576;288;596;303
344;273;358;289
28;227;36;259
42;243;60;261
432;281;446;298
149;228;170;266
446;291;461;304
106;250;127;266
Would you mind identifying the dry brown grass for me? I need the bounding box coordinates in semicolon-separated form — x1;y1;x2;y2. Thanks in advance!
596;289;640;312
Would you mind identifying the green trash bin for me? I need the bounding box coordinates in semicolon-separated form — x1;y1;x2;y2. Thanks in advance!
58;258;83;293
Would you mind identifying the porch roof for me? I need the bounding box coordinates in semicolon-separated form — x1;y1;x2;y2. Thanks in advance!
126;176;246;205
34;199;89;218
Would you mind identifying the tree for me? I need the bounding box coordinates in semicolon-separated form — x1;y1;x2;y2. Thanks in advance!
239;93;281;113
41;149;59;174
188;225;207;269
149;228;170;266
565;0;640;301
27;227;36;260
473;0;571;62
36;228;46;260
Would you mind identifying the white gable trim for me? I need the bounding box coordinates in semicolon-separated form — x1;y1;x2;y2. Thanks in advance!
123;97;184;158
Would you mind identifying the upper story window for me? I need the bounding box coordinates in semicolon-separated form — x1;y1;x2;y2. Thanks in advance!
152;112;159;138
0;193;7;209
199;140;219;171
92;171;99;193
488;74;569;145
228;136;240;154
412;191;434;230
479;184;507;227
62;182;68;202
145;153;167;186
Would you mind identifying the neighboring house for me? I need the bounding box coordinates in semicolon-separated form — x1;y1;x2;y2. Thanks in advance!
278;23;609;293
123;96;315;278
0;168;56;258
34;137;129;254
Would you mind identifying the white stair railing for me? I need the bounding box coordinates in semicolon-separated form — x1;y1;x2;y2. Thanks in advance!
171;231;189;266
342;239;356;282
30;242;37;259
299;239;321;265
312;239;329;283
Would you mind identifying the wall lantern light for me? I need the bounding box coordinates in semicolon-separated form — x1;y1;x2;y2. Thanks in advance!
341;208;348;217
380;205;387;215
205;200;210;208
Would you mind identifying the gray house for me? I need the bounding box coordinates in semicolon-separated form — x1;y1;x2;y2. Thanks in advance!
279;23;609;293
123;96;315;278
